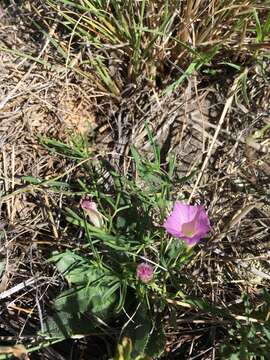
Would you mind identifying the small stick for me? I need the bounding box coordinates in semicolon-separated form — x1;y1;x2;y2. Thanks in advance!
0;277;44;300
188;75;240;202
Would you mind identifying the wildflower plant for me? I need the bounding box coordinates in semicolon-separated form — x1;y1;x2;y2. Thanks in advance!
39;130;212;358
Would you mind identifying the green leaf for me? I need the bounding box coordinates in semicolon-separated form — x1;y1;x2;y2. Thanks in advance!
0;260;5;278
41;309;95;339
253;9;262;42
184;296;233;319
22;176;42;184
144;326;166;358
54;284;117;319
50;251;93;284
124;306;152;357
262;327;270;342
262;11;270;39
123;304;165;358
42;254;119;340
50;251;119;316
40;136;88;159
229;355;240;360
167;240;187;261
65;207;130;250
50;252;121;303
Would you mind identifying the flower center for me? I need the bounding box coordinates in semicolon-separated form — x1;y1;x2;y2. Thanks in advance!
182;220;197;237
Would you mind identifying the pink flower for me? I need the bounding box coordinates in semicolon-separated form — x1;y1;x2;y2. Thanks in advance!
163;202;211;246
136;263;153;283
80;199;104;228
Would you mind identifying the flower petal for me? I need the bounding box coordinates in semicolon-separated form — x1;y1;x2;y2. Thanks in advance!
163;206;182;237
194;206;211;237
81;199;98;211
175;202;199;223
81;199;104;228
164;202;211;245
136;262;153;283
85;208;104;228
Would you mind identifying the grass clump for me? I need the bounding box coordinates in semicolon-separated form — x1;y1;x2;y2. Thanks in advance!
28;0;270;97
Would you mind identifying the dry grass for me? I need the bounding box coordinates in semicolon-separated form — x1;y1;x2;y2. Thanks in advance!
0;5;99;358
0;1;269;359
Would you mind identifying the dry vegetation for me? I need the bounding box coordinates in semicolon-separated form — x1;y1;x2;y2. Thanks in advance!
0;1;269;359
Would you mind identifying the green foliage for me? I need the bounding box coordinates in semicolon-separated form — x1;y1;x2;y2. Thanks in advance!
22;176;70;188
252;9;270;44
37;127;183;357
41;251;119;339
40;0;268;95
45;0;185;94
36;124;270;359
220;291;270;359
164;45;220;95
123;304;165;359
40;136;90;159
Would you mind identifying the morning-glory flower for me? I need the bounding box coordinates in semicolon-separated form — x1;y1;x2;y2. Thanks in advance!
80;199;104;228
136;262;154;283
163;202;211;246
